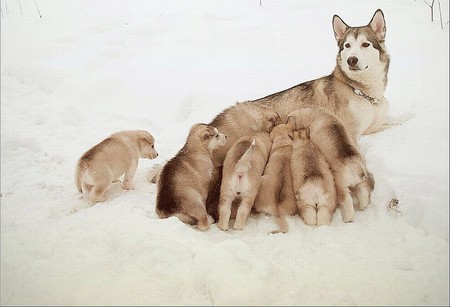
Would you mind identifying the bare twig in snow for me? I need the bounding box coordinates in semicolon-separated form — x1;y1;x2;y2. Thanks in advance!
424;0;435;22
438;0;443;29
18;0;23;14
34;0;42;18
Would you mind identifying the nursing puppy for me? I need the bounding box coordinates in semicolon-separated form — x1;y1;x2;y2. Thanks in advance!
287;107;369;222
291;128;336;226
209;102;281;168
155;124;226;231
218;132;271;231
75;130;158;203
253;124;297;233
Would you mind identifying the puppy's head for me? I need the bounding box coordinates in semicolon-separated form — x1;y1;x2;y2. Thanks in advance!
269;123;294;141
297;127;310;140
190;124;227;152
138;131;158;159
260;107;281;133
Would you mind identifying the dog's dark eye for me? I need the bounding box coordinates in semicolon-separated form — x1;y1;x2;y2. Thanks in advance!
215;134;219;139
362;42;370;48
151;145;154;148
344;43;350;48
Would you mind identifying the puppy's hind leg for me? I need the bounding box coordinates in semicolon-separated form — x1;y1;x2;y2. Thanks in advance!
218;192;234;231
271;213;289;234
233;195;254;230
89;183;109;203
336;185;354;223
353;172;375;210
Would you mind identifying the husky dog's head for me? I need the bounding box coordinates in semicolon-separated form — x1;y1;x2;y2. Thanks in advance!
333;9;389;82
138;130;159;159
189;124;227;152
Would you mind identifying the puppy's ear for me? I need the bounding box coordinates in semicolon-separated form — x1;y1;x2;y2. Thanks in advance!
139;133;154;146
286;116;296;130
332;14;349;43
288;131;294;141
368;9;386;40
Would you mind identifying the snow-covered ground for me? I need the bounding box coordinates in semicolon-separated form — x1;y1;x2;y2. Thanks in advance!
1;0;448;305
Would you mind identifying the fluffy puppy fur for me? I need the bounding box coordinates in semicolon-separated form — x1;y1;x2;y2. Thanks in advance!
75;130;158;203
155;124;227;231
253;124;297;233
291;128;336;226
209;102;281;168
218;132;272;231
287;107;370;222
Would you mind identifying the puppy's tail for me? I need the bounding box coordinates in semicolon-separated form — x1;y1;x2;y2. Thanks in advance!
75;161;85;193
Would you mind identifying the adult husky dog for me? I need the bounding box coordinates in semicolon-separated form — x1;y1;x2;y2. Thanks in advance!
209;9;390;168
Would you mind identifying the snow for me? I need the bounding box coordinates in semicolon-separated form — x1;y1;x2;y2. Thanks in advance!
1;0;448;305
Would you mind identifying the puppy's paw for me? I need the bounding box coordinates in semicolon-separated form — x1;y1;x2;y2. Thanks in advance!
218;220;229;231
122;182;135;190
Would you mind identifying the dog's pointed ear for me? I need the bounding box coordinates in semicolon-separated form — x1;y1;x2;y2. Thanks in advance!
286;115;296;130
332;14;349;43
368;9;386;40
288;131;294;141
268;113;281;128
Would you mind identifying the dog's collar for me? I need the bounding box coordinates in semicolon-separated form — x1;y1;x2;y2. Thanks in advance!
352;88;380;105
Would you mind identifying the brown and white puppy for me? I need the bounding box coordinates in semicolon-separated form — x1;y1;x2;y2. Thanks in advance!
218;132;272;231
155;124;227;231
253;124;297;233
209;102;281;168
75;130;158;203
287;107;369;222
291;128;336;226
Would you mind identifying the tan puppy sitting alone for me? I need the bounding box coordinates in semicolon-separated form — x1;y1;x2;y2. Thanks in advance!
75;130;158;203
253;124;297;233
155;124;227;231
218;132;272;231
291;128;336;226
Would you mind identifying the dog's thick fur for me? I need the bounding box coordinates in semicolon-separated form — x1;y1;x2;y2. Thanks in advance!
253;124;297;233
209;9;390;161
155;124;226;231
287;107;368;222
218;132;272;231
76;130;158;203
291;128;336;226
155;10;390;227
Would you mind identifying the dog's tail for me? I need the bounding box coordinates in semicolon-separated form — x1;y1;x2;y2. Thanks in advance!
232;139;256;176
74;160;84;193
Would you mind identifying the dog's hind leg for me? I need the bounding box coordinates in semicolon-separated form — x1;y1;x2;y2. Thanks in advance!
233;195;255;230
336;185;354;223
271;213;289;234
89;183;109;203
218;193;233;231
317;205;333;226
353;171;375;210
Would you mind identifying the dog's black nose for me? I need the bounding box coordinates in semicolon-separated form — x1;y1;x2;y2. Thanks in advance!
347;56;358;67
